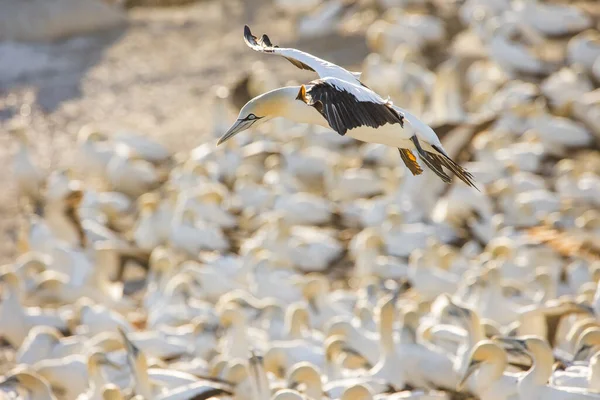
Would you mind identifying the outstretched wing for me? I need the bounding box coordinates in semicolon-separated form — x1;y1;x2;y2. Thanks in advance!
297;77;404;136
243;25;361;84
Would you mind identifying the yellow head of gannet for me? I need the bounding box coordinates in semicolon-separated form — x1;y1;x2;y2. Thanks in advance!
574;328;600;360
287;362;322;400
102;384;124;400
217;86;321;145
457;340;507;391
341;384;374;400
0;370;54;399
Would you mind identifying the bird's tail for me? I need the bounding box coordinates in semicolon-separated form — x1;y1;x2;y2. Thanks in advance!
429;149;479;190
410;136;478;190
420;152;452;184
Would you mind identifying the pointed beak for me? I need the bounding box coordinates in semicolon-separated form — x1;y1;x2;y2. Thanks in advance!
457;360;480;391
217;119;254;146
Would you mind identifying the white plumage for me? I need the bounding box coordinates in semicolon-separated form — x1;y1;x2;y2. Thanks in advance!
217;25;477;189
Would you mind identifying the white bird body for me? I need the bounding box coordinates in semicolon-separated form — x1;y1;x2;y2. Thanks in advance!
495;143;544;173
0;273;68;348
399;339;460;391
269;79;449;157
248;263;304;303
408;256;460;301
381;221;436;258
113;131;170;164
75;302;134;337
513;190;561;225
287;226;343;272
368;297;406;389
541;68;594;113
270;340;326;371
133;205;164;251
486;21;553;76
326;167;388;201
458;341;520;400
327;317;380;366
182;263;243;303
530;115;593;149
16;326;65;365
33;354;90;400
351;228;409;281
128;330;189;360
515;338;600;399
515;0;592;37
234;179;274;211
177;188;237;230
551;353;600;392
282;144;336;180
169;209;229;255
218;26;477;189
274;193;333;226
107;145;159;198
76;130;115;182
31;271;131;312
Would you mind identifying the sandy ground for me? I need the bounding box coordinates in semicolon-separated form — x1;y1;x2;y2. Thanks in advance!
0;0;369;263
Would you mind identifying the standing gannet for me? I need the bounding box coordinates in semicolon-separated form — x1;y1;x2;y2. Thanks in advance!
217;26;477;188
496;336;600;399
457;340;519;400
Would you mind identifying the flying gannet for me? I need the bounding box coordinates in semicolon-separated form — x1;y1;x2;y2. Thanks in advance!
217;25;477;188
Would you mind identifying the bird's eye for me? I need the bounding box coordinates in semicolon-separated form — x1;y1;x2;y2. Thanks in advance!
247;114;256;120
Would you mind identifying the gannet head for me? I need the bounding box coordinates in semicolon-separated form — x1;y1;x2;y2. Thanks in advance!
0;271;20;290
574;328;600;360
324;335;348;362
287;362;321;393
341;384;373;400
224;360;248;384
217;95;274;145
0;371;51;394
217;87;296;145
101;384;124;400
457;340;506;391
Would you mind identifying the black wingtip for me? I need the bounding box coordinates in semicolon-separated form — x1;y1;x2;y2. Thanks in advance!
243;25;255;44
261;34;274;47
429;144;480;190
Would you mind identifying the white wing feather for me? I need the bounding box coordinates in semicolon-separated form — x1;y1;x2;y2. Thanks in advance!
393;106;447;155
243;25;361;85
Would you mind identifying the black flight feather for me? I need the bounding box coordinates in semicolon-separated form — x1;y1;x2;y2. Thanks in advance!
244;25;316;72
300;79;404;135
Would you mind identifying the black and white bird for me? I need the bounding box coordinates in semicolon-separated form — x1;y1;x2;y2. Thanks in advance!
217;25;477;188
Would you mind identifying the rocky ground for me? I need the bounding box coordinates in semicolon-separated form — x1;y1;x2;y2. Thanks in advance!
0;0;369;263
